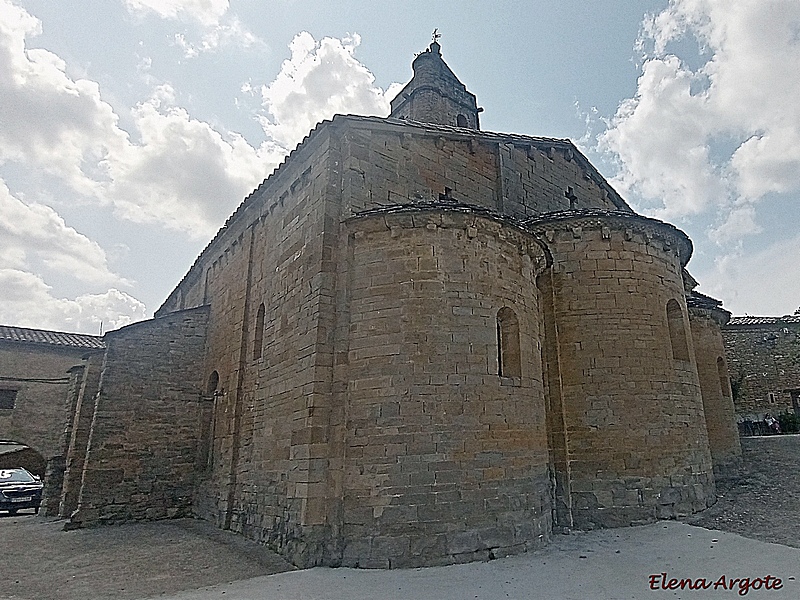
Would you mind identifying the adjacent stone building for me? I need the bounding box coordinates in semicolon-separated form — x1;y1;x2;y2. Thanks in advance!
5;41;743;568
0;325;104;511
722;315;800;420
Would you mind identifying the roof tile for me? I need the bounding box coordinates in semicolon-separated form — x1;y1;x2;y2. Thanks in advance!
0;325;105;349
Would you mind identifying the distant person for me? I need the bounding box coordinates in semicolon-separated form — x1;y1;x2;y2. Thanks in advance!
765;413;781;434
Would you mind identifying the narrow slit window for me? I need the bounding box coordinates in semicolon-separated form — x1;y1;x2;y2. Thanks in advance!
666;299;690;361
717;357;731;397
497;307;522;378
207;371;220;396
253;303;265;360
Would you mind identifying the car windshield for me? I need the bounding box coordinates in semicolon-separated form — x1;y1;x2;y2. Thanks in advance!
0;469;35;483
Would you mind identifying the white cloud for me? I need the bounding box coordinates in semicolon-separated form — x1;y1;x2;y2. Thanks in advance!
125;0;264;57
259;32;393;149
0;269;146;334
707;203;761;245
0;1;276;237
0;180;124;286
700;234;800;317
174;16;266;58
123;0;229;27
598;0;800;242
0;0;127;198
598;55;727;219
104;85;282;235
0;179;147;333
0;6;396;238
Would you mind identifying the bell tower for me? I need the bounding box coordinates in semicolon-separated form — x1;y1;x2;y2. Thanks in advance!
389;33;481;129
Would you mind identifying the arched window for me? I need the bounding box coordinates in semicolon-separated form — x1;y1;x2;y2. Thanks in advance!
666;299;690;361
206;371;220;396
497;307;522;378
717;357;731;397
253;303;265;360
456;114;468;127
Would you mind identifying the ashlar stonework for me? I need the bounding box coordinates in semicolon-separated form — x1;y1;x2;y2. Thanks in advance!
722;315;800;420
37;41;743;568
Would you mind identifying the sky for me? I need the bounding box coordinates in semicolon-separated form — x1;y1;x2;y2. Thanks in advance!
1;0;799;334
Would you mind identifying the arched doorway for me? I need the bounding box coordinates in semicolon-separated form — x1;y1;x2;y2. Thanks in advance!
0;441;45;477
0;441;45;516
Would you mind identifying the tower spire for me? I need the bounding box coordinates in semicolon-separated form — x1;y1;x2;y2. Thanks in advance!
389;35;481;129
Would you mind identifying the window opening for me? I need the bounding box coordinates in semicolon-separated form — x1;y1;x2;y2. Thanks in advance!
206;371;220;396
253;303;265;360
717;356;731;397
666;299;690;361
0;389;17;409
497;307;522;378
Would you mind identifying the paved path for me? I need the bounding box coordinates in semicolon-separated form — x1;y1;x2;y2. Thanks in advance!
147;522;800;600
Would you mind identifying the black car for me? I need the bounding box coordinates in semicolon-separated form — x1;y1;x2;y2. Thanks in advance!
0;468;43;514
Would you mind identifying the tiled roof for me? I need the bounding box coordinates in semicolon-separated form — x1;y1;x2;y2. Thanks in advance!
727;316;800;327
0;325;105;349
686;291;725;310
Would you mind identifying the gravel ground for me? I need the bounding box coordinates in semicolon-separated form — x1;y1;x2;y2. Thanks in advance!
0;434;797;600
0;517;294;600
682;434;800;548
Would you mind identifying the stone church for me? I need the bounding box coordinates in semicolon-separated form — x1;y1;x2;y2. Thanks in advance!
48;41;741;568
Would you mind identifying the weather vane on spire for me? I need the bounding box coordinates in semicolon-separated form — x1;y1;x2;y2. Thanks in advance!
432;28;441;43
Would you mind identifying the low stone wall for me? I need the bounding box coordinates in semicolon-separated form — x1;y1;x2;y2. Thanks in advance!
69;307;209;526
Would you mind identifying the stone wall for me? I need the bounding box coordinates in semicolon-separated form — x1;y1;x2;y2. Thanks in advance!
0;342;88;461
338;119;625;221
688;308;741;479
528;213;715;528
336;210;551;567
186;126;342;567
69;307;209;526
144;116;726;567
59;351;104;517
39;363;84;515
723;318;800;418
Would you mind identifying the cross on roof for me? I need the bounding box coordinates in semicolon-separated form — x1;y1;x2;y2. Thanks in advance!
432;28;441;43
564;186;577;209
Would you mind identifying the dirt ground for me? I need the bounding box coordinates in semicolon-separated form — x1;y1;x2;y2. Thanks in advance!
682;434;800;548
0;435;797;600
0;517;294;600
